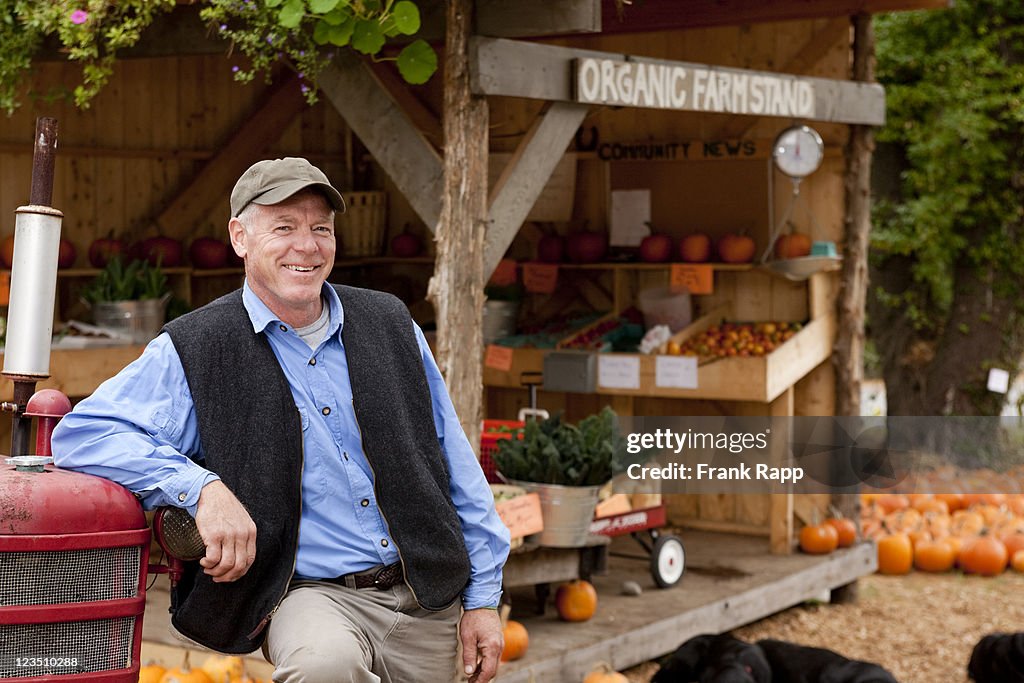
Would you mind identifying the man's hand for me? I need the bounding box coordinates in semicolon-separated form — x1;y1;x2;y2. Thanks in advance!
194;480;257;583
459;608;503;683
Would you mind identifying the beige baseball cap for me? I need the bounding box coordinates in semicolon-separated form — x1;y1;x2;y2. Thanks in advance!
230;157;346;216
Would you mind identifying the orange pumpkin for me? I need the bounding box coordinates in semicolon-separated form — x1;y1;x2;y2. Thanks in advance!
799;522;839;555
914;498;950;516
913;538;956;573
826;518;857;548
201;656;245;683
500;620;529;662
140;665;166;683
583;664;629;683
959;536;1008;577
950;510;985;538
942;535;964;564
1012;550;1024;573
935;493;966;513
555;580;598;622
876;494;910;514
877;533;913;575
883;508;922;534
159;668;213;683
1001;532;1024;560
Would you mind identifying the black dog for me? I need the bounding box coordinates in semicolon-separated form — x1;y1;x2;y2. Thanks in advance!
756;639;898;683
652;633;771;683
968;632;1024;682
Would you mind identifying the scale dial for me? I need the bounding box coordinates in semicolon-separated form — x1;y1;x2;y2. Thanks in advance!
772;125;824;179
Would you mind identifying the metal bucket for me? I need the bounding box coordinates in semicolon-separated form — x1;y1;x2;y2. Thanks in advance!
509;480;601;547
482;299;519;345
90;296;170;344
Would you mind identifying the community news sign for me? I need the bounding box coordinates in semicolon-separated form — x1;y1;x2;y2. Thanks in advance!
574;57;816;118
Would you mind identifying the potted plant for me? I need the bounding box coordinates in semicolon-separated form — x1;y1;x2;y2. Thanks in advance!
493;407;622;547
80;256;172;344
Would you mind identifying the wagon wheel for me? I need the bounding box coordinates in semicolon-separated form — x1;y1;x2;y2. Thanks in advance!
650;534;685;588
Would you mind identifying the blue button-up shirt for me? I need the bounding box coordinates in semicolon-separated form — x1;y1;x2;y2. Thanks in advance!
51;282;509;609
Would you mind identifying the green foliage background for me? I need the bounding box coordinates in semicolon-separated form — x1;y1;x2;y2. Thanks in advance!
874;2;1024;333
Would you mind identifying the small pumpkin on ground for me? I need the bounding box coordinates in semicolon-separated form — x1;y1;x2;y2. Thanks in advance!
201;655;245;683
555;579;598;622
913;538;956;573
139;664;166;683
877;533;913;575
159;668;213;683
501;620;529;662
1011;549;1024;573
583;662;629;683
959;535;1008;577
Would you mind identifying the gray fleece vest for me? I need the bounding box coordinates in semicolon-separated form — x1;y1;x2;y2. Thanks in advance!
162;285;471;654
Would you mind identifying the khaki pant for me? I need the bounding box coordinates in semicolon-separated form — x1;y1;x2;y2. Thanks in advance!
265;580;462;683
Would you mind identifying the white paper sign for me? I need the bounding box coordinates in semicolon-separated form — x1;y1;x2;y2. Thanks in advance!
655;356;698;389
988;367;1010;394
609;189;651;246
598;355;641;390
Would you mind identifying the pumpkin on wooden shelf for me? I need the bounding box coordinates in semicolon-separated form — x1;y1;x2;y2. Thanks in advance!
799;521;839;555
555;579;598;622
959;535;1008;577
500;620;529;662
582;663;629;683
825;517;857;548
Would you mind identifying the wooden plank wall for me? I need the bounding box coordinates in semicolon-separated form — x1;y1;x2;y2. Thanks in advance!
0;56;352;261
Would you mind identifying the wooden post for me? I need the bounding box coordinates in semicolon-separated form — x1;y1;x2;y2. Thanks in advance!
427;0;489;453
832;13;875;603
835;13;874;418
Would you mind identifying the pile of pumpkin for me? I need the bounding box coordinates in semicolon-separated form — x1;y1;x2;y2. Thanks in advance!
860;491;1024;576
139;654;268;683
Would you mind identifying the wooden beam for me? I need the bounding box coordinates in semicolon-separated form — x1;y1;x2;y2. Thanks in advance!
471;37;886;126
318;55;444;231
598;0;949;34
154;73;306;238
483;102;589;275
714;17;851;139
365;61;444;151
415;0;600;41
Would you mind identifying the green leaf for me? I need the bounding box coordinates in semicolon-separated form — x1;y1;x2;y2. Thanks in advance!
308;0;340;13
351;19;385;54
396;40;437;84
323;7;350;25
278;0;305;28
265;0;285;7
328;18;354;46
392;0;420;35
313;18;332;44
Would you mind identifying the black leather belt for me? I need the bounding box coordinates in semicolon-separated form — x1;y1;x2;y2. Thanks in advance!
323;563;404;590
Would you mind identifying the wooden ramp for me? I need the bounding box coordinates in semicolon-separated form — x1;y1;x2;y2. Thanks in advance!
497;531;876;682
141;531;875;682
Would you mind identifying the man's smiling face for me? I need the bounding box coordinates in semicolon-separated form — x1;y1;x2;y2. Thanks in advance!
229;189;336;328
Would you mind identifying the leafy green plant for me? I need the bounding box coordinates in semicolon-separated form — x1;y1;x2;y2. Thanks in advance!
493;407;622;486
80;256;170;303
0;0;436;114
200;0;437;103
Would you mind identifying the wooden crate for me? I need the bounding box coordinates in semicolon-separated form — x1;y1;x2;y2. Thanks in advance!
590;312;836;402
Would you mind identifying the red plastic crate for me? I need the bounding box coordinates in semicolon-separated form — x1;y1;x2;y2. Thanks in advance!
479;419;524;483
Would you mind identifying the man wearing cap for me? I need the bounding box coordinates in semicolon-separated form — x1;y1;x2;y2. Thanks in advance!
52;157;511;683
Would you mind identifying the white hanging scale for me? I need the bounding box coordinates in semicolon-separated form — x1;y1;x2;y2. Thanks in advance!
762;125;825;263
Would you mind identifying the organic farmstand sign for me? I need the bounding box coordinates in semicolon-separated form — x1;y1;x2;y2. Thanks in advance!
471;38;886;126
575;58;815;118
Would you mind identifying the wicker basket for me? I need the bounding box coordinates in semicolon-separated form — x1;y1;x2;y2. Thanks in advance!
340;191;387;257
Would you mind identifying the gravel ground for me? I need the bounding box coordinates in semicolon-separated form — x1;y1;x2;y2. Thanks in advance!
624;571;1024;682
